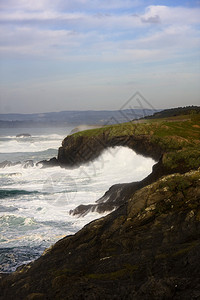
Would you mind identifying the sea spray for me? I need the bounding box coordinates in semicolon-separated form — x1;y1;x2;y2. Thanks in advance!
0;129;156;272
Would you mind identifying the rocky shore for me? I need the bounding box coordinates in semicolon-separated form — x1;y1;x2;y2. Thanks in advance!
0;109;200;300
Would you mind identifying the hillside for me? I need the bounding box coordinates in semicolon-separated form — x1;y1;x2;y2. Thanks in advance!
144;106;200;119
0;109;200;300
0;109;156;128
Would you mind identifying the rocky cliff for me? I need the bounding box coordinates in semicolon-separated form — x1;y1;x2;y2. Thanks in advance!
59;113;200;216
0;111;200;300
0;169;200;299
58;113;200;173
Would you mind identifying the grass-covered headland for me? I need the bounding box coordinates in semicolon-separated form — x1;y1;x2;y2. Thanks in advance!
1;107;200;300
59;107;200;173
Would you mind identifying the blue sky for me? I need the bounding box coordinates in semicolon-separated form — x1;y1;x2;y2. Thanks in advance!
0;0;199;113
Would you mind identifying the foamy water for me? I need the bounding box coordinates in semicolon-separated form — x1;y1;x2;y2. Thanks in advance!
0;127;155;272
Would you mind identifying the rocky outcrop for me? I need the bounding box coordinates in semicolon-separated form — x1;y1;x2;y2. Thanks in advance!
59;132;166;216
36;157;59;168
0;160;21;168
0;160;34;168
1;169;200;299
57;115;200;174
70;158;165;216
58;117;200;216
58;134;162;167
1;113;199;299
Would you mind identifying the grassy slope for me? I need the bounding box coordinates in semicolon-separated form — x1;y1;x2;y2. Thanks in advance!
71;113;200;172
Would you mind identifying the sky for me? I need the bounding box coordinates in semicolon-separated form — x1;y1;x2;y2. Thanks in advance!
0;0;200;113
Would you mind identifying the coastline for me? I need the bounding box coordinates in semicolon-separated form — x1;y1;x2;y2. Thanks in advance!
0;111;200;299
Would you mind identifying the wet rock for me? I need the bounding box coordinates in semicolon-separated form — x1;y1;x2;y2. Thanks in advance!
57;134;161;167
36;157;59;168
0;161;21;168
23;160;34;168
71;159;165;216
0;160;12;168
69;204;95;217
1;170;199;300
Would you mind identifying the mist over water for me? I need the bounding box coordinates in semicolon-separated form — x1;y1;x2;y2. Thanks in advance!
0;127;155;272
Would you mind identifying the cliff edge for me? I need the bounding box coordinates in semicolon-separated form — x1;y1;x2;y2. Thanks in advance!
59;111;200;216
0;109;200;300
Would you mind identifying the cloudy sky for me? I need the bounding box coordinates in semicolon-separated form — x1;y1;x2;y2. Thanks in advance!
0;0;200;113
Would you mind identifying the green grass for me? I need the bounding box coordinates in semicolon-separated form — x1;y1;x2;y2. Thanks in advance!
69;113;200;171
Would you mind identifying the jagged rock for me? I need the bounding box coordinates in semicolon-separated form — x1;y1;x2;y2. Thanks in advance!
0;161;21;168
36;157;59;168
23;160;34;168
0;160;12;168
0;170;199;299
70;159;165;216
69;204;95;217
1;111;200;299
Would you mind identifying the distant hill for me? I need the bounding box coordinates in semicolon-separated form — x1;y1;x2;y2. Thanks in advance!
145;106;200;119
0;109;157;128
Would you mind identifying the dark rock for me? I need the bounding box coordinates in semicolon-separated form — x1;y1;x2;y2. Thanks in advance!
0;160;12;168
1;114;199;299
57;134;161;167
36;157;59;168
0;160;21;168
71;158;166;216
16;133;31;138
23;160;34;168
0;169;199;300
69;204;95;217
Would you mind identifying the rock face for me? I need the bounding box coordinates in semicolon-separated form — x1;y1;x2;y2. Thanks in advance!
0;160;21;168
70;159;165;216
58;116;200;216
58;134;162;167
1;169;200;299
36;157;59;168
1;113;200;299
0;160;34;169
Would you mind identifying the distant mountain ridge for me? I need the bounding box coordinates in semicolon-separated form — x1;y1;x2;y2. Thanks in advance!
144;105;200;119
0;109;157;128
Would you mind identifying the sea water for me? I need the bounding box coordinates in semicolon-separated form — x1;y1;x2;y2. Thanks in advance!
0;127;155;272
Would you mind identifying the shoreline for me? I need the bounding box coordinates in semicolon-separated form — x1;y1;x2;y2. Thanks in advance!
0;111;200;299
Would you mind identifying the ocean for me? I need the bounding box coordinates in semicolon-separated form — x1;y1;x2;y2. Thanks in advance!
0;127;155;272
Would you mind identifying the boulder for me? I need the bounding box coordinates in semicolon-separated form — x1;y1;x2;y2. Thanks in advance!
36;157;59;168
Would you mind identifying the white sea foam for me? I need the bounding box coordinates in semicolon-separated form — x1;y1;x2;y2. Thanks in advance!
0;146;155;247
0;137;63;153
0;130;156;271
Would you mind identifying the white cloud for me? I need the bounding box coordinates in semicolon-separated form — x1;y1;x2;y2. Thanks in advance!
0;2;200;112
142;5;200;25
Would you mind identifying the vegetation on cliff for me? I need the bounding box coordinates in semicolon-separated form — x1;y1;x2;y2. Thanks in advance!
59;109;200;174
1;169;199;299
0;107;200;299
